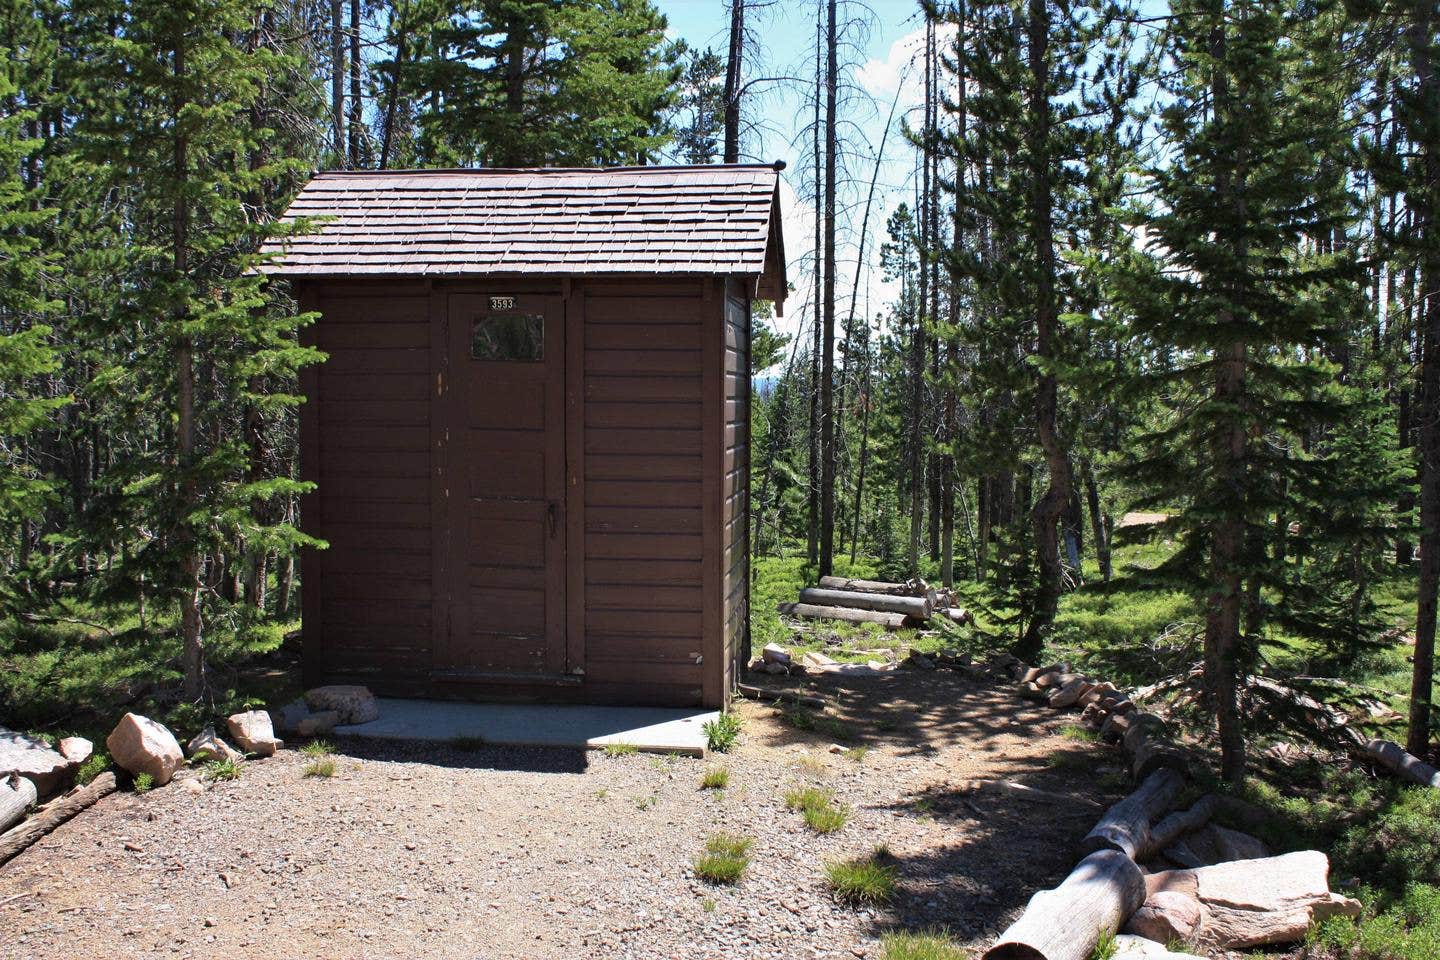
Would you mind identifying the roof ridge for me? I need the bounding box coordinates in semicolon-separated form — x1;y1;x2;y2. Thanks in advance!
311;162;785;177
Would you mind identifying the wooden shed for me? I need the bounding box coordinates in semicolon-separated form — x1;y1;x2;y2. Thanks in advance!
262;164;787;708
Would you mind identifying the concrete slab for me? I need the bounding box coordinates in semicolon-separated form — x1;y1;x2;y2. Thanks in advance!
334;698;717;757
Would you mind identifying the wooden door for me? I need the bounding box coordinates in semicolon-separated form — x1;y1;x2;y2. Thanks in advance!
436;292;567;680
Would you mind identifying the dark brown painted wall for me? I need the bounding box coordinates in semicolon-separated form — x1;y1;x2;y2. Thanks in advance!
296;275;748;708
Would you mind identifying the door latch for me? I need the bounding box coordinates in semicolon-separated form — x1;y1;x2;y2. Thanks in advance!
547;501;559;538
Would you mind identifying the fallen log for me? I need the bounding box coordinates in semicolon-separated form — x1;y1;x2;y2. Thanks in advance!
984;850;1147;960
0;771;116;867
1140;794;1219;861
817;575;934;604
775;601;908;629
1083;768;1185;859
1023;662;1071;684
798;587;931;619
1362;738;1440;789
1132;738;1191;780
736;683;825;709
0;775;37;834
940;607;972;625
1099;712;1133;742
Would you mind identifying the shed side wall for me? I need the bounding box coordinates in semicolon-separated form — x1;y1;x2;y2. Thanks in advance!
306;282;433;692
723;278;752;694
581;279;708;705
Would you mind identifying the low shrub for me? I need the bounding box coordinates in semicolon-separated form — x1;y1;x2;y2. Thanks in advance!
1335;788;1440;891
204;758;242;782
132;772;154;793
75;753;108;785
1309;884;1440;960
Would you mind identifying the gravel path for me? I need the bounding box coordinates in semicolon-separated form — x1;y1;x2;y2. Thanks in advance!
0;670;1125;960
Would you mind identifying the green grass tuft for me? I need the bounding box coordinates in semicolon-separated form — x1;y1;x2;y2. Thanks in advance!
703;712;744;753
303;758;336;778
300;738;334;756
132;772;154;793
1090;929;1117;960
694;832;753;885
603;742;639;757
701;767;730;790
1060;723;1099;742
882;931;967;960
804;803;850;833
204;757;242;781
824;850;897;905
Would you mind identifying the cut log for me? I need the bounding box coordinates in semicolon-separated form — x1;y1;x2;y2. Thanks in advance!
1100;712;1133;742
1122;713;1169;754
737;683;826;709
1023;662;1071;684
776;601;909;629
940;607;972;624
1019;682;1050;703
0;771;116;867
0;775;37;833
797;587;931;618
1132;738;1191;780
1083;768;1185;860
1362;738;1440;789
1140;794;1219;861
817;575;931;600
983;850;1147;960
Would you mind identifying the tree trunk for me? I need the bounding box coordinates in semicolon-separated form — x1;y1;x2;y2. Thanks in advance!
723;0;744;163
1018;0;1071;663
331;0;344;158
173;31;205;704
348;0;362;165
818;0;838;576
1409;0;1439;760
1082;458;1111;581
806;2;822;569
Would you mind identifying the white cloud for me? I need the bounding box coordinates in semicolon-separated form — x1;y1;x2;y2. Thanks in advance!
854;21;958;109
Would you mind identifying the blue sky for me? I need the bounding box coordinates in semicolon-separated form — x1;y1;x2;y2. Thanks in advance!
657;1;940;348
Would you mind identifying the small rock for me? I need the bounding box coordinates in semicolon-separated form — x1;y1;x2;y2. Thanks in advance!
57;736;93;766
1126;890;1202;943
296;711;341;737
187;726;244;764
761;643;791;666
904;652;936;671
271;699;312;735
827;744;846;754
225;711;281;757
764;662;789;675
105;713;184;786
180;778;204;795
304;685;379;725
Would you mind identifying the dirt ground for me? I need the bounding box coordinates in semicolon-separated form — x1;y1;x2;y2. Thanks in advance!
0;668;1127;960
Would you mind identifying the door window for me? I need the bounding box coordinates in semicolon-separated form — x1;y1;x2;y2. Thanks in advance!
472;313;543;361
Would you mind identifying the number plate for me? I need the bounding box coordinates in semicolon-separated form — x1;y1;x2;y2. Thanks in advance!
489;295;516;311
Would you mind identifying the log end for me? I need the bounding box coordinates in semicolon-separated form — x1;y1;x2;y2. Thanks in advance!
984;943;1049;960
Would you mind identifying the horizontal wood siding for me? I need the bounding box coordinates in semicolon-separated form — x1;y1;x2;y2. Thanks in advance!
582;280;707;704
722;279;751;696
312;286;432;691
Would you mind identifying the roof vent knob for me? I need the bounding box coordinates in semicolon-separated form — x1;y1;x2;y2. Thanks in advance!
772;159;787;172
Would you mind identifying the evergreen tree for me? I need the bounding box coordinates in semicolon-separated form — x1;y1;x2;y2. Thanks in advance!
672;47;724;164
1116;0;1361;783
410;0;681;166
71;0;323;701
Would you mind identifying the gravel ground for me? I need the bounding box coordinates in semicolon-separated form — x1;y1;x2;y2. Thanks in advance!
0;669;1126;960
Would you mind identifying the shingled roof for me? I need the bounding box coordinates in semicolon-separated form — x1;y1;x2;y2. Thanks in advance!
261;164;787;307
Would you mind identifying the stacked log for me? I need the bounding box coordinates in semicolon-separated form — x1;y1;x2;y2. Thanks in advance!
778;577;965;630
983;851;1147;960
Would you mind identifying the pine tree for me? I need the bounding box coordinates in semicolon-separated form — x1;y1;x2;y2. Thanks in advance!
1116;0;1361;783
71;0;324;701
411;0;681;166
0;49;65;608
672;47;724;164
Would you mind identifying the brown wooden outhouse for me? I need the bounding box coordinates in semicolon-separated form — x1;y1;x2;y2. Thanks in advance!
262;164;787;708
